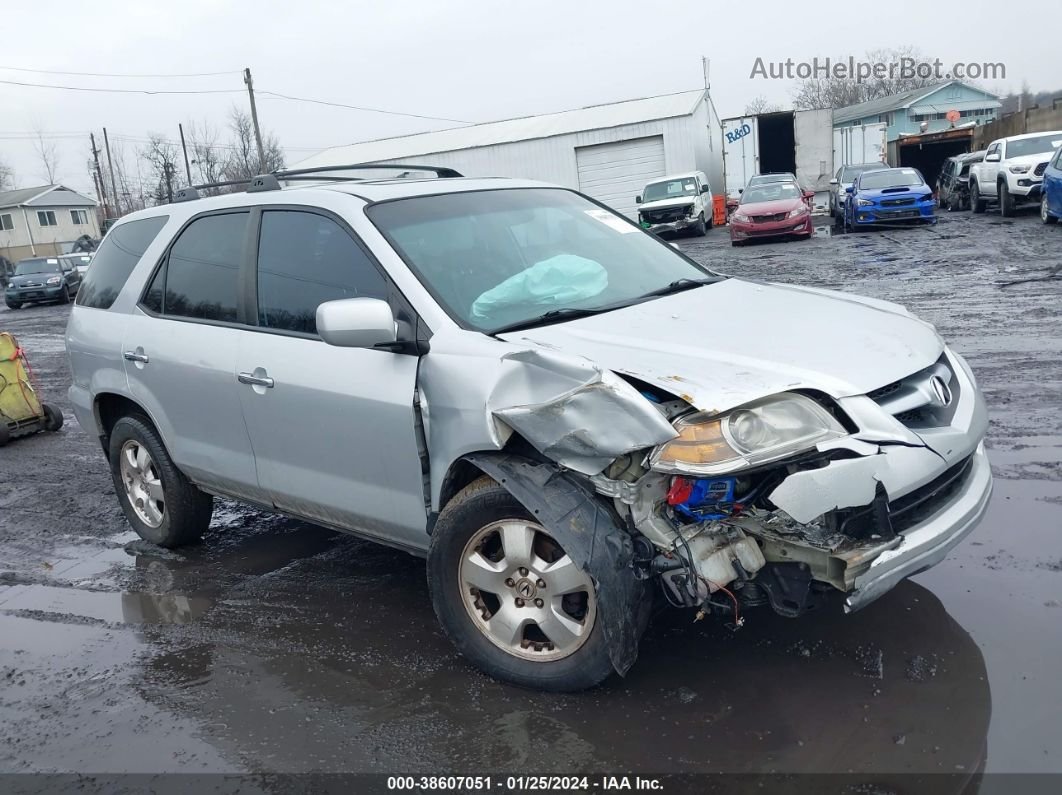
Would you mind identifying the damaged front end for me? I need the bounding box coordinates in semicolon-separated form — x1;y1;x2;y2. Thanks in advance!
587;349;991;624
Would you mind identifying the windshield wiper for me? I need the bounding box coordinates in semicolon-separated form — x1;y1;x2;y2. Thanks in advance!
638;276;716;299
489;306;620;335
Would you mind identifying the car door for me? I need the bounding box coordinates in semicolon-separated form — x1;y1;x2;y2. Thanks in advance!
125;210;267;505
1047;147;1062;216
981;142;1002;190
235;207;428;547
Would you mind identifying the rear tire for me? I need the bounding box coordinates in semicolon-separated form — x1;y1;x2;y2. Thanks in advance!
1042;195;1057;225
999;181;1015;217
41;403;63;432
108;415;213;548
427;476;616;691
971;180;986;213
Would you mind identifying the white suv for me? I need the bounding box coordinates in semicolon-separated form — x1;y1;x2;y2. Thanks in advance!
969;130;1062;216
66;164;991;691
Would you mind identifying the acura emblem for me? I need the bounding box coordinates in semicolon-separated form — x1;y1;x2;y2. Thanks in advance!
930;375;952;407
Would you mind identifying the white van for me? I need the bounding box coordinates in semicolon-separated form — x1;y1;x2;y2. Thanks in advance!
636;171;713;236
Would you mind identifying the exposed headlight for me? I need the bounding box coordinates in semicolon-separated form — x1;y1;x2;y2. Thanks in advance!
685;205;695;217
46;276;62;285
1009;164;1031;174
856;198;874;206
787;205;808;218
649;393;847;475
732;212;750;223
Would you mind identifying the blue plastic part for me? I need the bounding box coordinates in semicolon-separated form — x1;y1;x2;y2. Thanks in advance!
673;476;737;520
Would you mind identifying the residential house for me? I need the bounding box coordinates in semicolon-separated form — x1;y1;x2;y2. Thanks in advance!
0;184;100;263
833;81;1001;142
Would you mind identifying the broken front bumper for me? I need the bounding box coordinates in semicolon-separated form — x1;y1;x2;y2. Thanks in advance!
843;441;992;612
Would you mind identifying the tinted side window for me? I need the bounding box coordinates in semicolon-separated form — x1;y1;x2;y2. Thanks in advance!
163;212;247;323
256;210;388;335
76;216;168;309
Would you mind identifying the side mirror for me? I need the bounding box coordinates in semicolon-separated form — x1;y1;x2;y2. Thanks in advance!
317;297;397;349
845;186;854;193
635;195;642;204
738;188;744;194
828;178;838;186
803;190;814;199
985;153;1000;162
700;184;710;193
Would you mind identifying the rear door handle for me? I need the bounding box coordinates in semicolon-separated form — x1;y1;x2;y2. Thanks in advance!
238;371;274;388
123;351;149;364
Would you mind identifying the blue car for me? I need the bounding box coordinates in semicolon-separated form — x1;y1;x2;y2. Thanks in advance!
1041;145;1062;225
844;167;936;230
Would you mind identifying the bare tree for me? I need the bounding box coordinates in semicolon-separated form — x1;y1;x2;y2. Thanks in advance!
32;124;61;183
223;107;284;182
0;155;14;191
140;135;181;205
744;95;782;115
184;120;227;193
792;46;941;110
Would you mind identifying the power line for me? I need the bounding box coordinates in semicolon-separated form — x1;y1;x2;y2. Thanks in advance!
0;65;239;78
0;77;244;95
258;90;471;124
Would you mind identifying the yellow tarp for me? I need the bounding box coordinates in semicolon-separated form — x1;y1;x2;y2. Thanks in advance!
0;332;43;424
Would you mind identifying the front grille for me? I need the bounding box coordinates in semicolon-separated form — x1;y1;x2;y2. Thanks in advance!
881;198;916;207
1034;162;1048;177
752;212;787;223
868;354;958;428
643;206;691;224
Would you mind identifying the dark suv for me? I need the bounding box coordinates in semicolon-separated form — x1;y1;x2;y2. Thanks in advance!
4;255;83;309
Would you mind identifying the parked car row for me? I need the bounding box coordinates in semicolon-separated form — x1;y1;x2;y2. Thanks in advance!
968;131;1062;218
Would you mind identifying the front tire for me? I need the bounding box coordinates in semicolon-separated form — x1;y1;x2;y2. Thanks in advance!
693;213;707;236
5;301;20;310
999;181;1015;217
59;285;71;304
1042;195;1058;224
971;180;986;213
427;476;614;691
108;415;213;548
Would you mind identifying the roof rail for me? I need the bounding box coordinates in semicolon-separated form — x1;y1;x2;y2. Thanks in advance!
178;162;463;201
275;162;464;180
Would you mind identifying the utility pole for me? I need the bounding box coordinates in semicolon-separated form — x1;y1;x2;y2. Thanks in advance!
243;67;267;171
102;127;121;217
89;132;110;219
178;123;193;184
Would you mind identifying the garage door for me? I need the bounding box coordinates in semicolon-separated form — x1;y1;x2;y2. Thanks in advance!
575;136;666;219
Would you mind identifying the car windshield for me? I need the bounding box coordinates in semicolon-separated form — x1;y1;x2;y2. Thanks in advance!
859;169;923;189
642;178;698;202
368;188;720;333
741;183;802;204
1006;134;1062;158
14;258;61;275
840;164;885;181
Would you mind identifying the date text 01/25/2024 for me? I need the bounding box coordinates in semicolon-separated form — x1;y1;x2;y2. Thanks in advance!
386;776;663;791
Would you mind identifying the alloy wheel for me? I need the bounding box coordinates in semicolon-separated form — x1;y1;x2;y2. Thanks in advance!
459;520;596;662
120;440;165;528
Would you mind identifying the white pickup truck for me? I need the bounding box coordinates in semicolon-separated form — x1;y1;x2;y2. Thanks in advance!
969;130;1062;216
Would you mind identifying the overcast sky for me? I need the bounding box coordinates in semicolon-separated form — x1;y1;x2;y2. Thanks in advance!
2;0;1058;198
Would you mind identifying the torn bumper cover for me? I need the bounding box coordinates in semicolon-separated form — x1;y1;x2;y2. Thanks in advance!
842;442;992;612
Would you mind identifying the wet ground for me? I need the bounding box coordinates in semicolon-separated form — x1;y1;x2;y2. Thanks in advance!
1;206;1060;788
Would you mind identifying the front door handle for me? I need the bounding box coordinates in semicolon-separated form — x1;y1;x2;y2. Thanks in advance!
238;371;274;388
123;350;149;364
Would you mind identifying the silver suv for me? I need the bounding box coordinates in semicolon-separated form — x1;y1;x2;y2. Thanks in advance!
66;165;992;691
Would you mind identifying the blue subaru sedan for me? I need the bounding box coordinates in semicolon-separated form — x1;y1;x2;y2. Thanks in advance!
844;167;936;230
1041;144;1062;225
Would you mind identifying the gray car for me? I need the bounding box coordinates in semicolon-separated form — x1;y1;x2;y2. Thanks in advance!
65;166;992;691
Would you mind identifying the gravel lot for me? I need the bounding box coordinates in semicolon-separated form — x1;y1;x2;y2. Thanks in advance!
1;207;1060;786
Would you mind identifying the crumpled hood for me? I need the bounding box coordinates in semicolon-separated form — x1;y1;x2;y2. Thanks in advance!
499;278;944;413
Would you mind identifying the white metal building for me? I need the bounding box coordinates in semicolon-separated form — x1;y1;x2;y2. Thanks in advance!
294;90;725;219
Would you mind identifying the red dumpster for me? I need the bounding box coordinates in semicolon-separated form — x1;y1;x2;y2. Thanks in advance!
712;194;726;227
